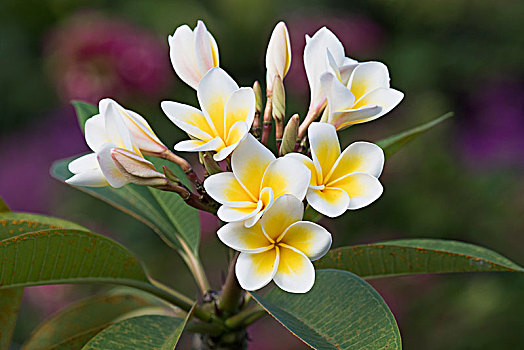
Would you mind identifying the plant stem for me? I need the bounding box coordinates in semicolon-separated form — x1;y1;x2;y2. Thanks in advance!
179;239;212;295
218;252;243;315
261;93;273;146
224;304;267;329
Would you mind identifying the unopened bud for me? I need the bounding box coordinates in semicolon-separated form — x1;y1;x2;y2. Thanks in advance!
203;152;222;176
111;149;167;186
271;75;285;122
253;81;263;114
162;165;182;185
280;114;299;155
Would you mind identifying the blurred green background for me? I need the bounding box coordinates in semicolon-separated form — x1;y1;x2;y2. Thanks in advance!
1;0;523;349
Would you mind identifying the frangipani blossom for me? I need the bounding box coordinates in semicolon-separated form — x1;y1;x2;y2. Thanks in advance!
169;20;219;89
265;21;291;92
162;68;255;161
286;122;384;217
321;60;404;130
218;195;332;293
204;134;310;227
67;99;164;188
304;27;358;113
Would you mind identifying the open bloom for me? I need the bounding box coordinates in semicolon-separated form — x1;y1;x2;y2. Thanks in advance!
162;68;255;161
169;20;219;89
204;134;310;227
286;122;384;217
321;59;404;130
265;21;291;92
304;27;358;112
218;194;332;293
67;99;164;188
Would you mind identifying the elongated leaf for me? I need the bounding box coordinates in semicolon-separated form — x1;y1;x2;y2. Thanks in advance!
315;239;524;279
376;112;453;158
82;315;185;349
160;303;195;350
0;197;9;213
72;100;98;133
252;270;401;350
0;212;87;240
0;229;149;289
24;289;164;350
51;157;201;255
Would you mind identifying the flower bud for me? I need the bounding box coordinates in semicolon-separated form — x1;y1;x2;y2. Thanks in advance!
280;114;299;155
253;81;263;114
265;21;291;92
271;75;285;122
162;165;182;185
111;148;167;186
203;152;222;176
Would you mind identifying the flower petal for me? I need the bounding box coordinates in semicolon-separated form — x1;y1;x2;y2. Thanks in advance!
326;141;385;182
224;87;256;137
218;204;262;223
197;67;239;138
161;101;215;141
265;21;291;90
352;87;404;122
65;169;108;187
348;61;390;100
329;105;382;130
96;143;128;188
330;172;383;210
169;25;200;89
260;194;304;242
306;187;350;218
68;153;99;174
261;158;310;200
103;101;135;152
214;121;249;161
280;221;332;261
236;249;279;291
283;153;319;187
273;246;315;293
231;134;275;199
308;122;340;183
194;20;218;76
217;222;271;253
84;114;107;153
321;72;355;114
174;137;224;153
204;172;255;204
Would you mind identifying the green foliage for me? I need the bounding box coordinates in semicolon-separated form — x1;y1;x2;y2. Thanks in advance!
251;270;401;350
81;315;186;350
376;112;454;158
0;212;87;240
160;303;195;350
315;239;524;279
72;100;99;133
0;228;149;289
23;289;165;350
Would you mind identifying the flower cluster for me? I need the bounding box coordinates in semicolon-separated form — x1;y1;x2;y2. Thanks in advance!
67;20;403;293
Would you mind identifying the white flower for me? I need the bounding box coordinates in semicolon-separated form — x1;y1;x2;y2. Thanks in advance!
265;21;291;92
204;134;310;227
286;122;384;217
303;27;358;113
67;100;164;188
169;20;219;89
162;68;256;161
217;194;332;293
321;60;404;130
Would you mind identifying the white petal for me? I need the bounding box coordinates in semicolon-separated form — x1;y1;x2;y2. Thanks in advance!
84;114;107;153
68;153;99;174
224;87;256;136
260;158;310;201
321;72;355;114
218;204;262;223
96;143;128;188
284;152;320;187
161;101;215;141
174;137;225;153
308;122;340;183
348;61;390;100
329;105;382;130
194;20;217;76
236;249;279;291
104;101;135;151
265;21;291;90
279;221;332;261
214;121;249;161
273;246;315;293
330;172;383;210
352;87;404;122
169;25;200;89
231;134;275;199
260;194;304;242
217;222;271;253
326;141;385;182
121;109;166;154
306;187;350;218
204;172;255;205
66;169;108;187
243;187;274;228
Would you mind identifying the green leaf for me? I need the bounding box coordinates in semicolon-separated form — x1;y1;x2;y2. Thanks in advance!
160;303;196;350
72;100;98;133
251;270;401;350
0;229;149;289
24;289;164;350
0;212;87;240
81;315;185;350
0;197;9;213
376;112;453;158
315;239;524;279
51;157;201;255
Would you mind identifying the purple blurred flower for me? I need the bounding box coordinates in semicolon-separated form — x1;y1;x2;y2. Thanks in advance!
286;14;384;97
459;79;524;168
44;11;172;104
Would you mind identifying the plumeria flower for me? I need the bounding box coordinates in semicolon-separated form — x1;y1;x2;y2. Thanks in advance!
99;98;168;157
286;122;384;217
66;99;164;188
204;134;310;227
217;194;332;293
320;59;404;131
162;68;255;161
169;20;219;89
304;27;358;114
265;21;291;93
